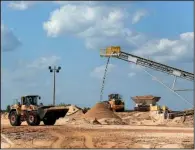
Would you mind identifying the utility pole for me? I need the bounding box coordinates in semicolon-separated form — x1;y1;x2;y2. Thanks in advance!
48;66;61;106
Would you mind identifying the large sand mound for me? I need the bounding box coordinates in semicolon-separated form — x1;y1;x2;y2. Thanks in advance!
84;102;121;120
83;102;125;125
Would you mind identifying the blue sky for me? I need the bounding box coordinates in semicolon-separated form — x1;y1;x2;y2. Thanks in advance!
1;1;194;110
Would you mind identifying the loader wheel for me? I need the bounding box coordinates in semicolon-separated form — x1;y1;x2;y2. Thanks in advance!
9;111;21;126
27;113;40;126
43;118;56;125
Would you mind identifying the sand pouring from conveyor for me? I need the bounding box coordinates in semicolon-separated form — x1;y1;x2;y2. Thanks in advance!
100;56;111;101
100;46;194;107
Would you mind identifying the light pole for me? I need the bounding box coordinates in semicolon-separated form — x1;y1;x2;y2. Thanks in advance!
48;66;61;106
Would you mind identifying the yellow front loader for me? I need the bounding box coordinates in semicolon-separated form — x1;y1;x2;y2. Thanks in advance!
8;95;69;126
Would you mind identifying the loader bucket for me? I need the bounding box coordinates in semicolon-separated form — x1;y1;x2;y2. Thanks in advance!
37;106;69;120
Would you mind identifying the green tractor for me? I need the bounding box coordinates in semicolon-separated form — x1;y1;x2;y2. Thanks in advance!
8;95;69;126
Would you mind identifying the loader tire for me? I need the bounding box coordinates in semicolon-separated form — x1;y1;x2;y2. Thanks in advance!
27;113;40;126
43;117;56;125
9;111;21;126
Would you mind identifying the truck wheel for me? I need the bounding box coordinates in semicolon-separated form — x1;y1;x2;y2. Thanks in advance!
27;113;40;126
43;118;56;125
9;111;21;126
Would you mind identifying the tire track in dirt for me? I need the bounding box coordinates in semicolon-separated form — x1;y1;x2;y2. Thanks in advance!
48;127;95;148
49;130;95;148
1;133;15;148
83;134;94;148
74;132;94;148
49;131;64;148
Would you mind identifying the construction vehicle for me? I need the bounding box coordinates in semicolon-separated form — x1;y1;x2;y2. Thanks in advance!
107;94;125;112
132;95;161;112
134;104;150;112
8;95;69;126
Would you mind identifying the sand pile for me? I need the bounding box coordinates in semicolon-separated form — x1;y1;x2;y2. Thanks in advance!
117;112;153;125
1;113;8;119
66;110;84;120
116;111;194;126
84;102;121;120
166;115;194;127
66;105;82;116
92;118;101;125
56;110;85;125
98;118;127;125
184;115;194;126
83;102;124;125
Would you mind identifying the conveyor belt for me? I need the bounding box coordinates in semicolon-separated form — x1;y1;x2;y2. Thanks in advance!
118;51;194;81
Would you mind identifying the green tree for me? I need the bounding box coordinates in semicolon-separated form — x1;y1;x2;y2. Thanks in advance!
6;105;10;112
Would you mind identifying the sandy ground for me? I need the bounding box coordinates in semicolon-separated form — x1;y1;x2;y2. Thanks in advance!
1;116;194;149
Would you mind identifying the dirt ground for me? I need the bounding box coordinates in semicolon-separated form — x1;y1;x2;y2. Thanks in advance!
1;112;194;149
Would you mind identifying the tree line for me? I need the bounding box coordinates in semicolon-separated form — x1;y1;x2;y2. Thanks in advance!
1;105;11;112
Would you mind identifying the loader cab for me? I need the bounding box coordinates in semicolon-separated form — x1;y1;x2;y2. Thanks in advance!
21;95;41;106
108;94;124;105
108;94;122;100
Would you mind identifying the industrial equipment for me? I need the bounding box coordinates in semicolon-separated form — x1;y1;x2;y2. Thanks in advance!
100;46;194;81
99;46;194;107
132;95;160;112
8;95;69;126
108;94;125;112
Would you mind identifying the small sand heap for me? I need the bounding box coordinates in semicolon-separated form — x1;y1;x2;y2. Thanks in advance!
83;102;124;125
125;113;151;125
92;118;101;125
167;115;194;127
66;105;82;116
1;112;8;119
67;110;84;120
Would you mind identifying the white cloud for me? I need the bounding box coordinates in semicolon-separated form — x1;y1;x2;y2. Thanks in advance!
53;1;97;6
90;64;116;79
27;56;61;69
129;64;142;72
43;4;146;50
43;3;193;64
128;72;136;77
132;10;147;24
132;32;194;63
43;5;127;37
127;64;143;79
7;1;97;11
1;24;22;51
8;1;37;10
